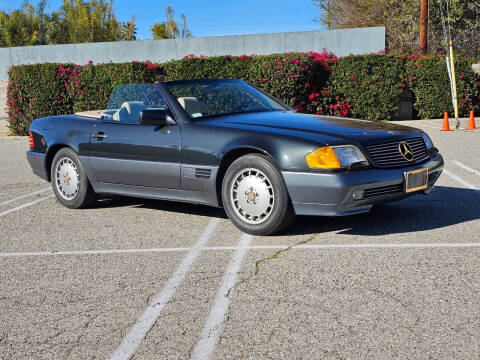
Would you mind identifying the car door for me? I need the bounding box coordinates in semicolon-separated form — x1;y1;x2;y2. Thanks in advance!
89;84;181;189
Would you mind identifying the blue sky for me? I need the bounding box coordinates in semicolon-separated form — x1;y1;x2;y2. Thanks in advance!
0;0;324;40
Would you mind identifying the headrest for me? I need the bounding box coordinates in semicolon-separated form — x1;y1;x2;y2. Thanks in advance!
121;101;146;113
113;101;146;122
177;97;209;117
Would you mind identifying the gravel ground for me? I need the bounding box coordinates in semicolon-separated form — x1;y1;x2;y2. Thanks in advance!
0;121;479;359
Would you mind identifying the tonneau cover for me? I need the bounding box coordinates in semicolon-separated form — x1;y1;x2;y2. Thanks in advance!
74;110;105;119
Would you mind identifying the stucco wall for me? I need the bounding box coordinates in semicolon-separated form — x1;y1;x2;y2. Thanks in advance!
0;80;7;135
0;81;6;115
0;27;385;80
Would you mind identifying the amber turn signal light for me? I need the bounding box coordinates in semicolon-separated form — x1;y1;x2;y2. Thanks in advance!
305;146;341;169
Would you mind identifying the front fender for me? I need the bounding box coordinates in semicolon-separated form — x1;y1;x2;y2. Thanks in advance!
218;134;320;171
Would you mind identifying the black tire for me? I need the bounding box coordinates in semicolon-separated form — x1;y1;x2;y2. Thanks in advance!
50;147;96;209
222;154;295;235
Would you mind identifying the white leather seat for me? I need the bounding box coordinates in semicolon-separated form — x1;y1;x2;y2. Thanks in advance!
177;97;209;117
113;101;147;123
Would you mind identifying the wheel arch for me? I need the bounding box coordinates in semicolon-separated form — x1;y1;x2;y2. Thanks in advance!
45;144;75;182
215;146;281;207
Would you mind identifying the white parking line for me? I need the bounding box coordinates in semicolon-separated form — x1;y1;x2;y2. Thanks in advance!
0;247;192;257
0;195;54;217
191;233;252;360
5;242;480;259
451;161;480;177
0;188;51;207
418;123;439;129
400;121;439;130
108;217;219;360
443;169;480;194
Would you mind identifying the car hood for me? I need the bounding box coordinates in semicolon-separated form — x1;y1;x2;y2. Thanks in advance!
214;111;422;145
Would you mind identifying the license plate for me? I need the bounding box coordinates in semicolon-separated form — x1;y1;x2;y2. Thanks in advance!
405;168;429;193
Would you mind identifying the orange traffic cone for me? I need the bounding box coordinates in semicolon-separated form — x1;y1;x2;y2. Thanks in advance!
466;111;477;130
440;112;452;131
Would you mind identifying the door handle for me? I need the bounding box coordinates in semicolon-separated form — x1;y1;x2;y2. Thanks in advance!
91;132;107;140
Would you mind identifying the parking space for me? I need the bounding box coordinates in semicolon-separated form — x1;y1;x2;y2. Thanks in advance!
1;253;188;359
218;247;480;359
0;140;48;204
1;123;479;359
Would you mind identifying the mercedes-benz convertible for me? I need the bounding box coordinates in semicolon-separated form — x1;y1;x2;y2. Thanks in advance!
27;79;444;235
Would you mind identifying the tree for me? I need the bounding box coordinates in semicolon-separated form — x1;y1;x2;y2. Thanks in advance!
0;3;41;47
313;0;480;55
119;14;137;40
429;0;480;56
151;6;192;40
179;13;192;39
36;0;49;45
0;0;137;46
151;22;168;40
59;0;120;43
45;11;69;44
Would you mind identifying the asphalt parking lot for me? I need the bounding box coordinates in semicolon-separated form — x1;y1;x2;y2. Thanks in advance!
1;118;479;359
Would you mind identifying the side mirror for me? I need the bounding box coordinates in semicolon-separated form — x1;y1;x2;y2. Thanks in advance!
139;109;174;126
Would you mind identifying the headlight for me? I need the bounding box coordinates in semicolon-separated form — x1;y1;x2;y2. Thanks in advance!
421;133;434;149
305;145;369;169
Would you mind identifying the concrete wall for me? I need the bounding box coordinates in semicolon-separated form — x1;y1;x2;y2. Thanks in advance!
0;80;7;135
0;81;6;115
0;27;385;80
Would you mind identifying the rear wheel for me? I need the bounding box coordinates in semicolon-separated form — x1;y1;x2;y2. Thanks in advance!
51;148;96;209
222;154;295;235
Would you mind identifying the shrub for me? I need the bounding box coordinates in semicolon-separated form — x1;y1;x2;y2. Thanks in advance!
405;54;480;119
6;52;480;135
164;52;337;110
327;54;407;121
7;52;336;135
7;63;76;135
72;61;166;112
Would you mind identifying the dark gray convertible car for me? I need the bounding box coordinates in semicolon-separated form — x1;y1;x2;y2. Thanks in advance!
27;79;444;235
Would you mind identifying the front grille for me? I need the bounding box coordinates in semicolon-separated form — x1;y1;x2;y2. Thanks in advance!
365;137;429;168
362;183;404;200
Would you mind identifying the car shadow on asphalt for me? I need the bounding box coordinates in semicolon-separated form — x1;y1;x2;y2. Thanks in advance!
284;186;480;237
90;186;478;237
93;195;228;219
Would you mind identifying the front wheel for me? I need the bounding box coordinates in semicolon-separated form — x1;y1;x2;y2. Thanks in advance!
222;154;295;236
51;147;96;209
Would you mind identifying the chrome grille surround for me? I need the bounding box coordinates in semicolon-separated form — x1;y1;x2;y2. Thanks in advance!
365;137;429;168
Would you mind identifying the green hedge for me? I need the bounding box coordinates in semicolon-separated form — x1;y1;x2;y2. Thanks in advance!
405;55;480;119
72;53;336;113
71;61;166;112
327;55;407;121
7;63;76;135
6;52;480;135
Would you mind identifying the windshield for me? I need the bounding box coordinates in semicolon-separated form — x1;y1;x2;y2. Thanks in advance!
165;79;288;118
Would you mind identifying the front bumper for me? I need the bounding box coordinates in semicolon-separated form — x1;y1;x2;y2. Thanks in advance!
282;154;444;216
26;151;49;181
